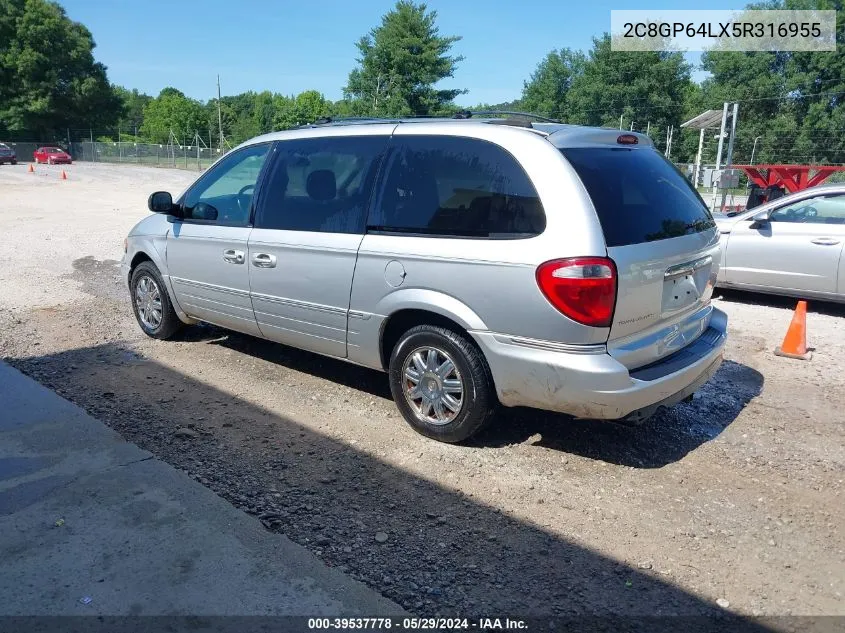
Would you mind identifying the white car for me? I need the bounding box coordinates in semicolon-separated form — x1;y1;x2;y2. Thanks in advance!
714;183;845;303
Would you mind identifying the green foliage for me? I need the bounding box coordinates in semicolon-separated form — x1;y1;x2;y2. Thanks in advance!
344;1;465;116
695;0;845;164
113;85;152;130
5;0;845;169
274;90;331;130
520;49;585;119
140;87;207;144
566;35;691;150
0;0;122;136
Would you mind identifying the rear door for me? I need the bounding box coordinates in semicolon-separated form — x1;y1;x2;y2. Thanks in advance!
561;145;720;370
248;131;391;358
724;193;845;295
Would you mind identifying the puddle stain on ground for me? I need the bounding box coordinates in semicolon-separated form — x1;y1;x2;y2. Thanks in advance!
67;256;125;302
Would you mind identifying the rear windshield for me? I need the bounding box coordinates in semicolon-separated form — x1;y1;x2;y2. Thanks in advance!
561;147;715;247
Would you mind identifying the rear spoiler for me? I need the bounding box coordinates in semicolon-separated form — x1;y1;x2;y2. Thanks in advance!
548;127;655;149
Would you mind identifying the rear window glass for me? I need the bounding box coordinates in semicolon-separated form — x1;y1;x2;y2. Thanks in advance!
561;148;715;247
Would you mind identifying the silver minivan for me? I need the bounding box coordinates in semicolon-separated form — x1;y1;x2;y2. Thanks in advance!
121;116;727;443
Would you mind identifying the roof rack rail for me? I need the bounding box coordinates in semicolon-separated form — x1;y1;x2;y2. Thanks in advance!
299;114;446;128
295;111;561;129
453;110;560;123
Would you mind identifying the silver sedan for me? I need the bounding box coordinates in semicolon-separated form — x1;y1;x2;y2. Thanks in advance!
714;183;845;303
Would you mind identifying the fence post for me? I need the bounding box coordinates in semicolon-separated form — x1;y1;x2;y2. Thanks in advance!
90;129;95;163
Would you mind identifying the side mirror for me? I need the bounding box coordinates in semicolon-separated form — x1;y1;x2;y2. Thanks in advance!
750;210;770;228
148;191;176;214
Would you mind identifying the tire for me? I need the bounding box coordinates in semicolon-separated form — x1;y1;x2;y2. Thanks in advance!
48;158;53;165
130;261;182;340
11;160;16;165
388;324;496;443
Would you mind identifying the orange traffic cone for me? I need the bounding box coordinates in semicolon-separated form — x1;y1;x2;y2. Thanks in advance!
774;300;812;360
60;170;67;180
28;163;34;172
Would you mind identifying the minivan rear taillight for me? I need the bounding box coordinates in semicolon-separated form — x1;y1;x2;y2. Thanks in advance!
536;257;617;327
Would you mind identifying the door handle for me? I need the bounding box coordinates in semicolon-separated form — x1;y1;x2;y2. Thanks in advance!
252;253;277;268
811;238;841;246
222;249;245;264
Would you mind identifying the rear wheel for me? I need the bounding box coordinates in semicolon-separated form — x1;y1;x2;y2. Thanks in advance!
130;261;182;340
388;325;496;443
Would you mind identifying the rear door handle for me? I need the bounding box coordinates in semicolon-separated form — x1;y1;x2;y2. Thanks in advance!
252;253;277;268
222;249;245;264
811;238;841;246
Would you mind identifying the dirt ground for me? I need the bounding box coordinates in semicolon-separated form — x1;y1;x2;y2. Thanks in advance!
1;162;843;621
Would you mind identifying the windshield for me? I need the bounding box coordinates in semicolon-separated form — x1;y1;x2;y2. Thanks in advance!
47;147;62;153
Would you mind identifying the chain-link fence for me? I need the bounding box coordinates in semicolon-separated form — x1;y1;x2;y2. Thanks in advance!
1;138;227;172
70;141;225;170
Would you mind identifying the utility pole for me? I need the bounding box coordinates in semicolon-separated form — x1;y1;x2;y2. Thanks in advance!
693;128;705;187
720;102;740;211
712;101;730;210
217;75;225;153
374;75;381;114
665;126;674;158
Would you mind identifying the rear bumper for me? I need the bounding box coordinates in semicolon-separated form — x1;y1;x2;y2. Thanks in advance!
471;307;727;420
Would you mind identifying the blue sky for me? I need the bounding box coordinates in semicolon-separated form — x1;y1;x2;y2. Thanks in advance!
59;0;740;105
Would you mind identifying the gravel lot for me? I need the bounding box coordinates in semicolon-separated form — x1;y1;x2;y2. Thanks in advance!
1;162;843;621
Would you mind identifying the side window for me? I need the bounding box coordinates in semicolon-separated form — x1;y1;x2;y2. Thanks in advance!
255;135;389;233
370;135;546;238
182;143;270;225
769;195;845;224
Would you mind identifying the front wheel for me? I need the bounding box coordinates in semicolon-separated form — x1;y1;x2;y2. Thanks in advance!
388;325;496;443
130;261;182;340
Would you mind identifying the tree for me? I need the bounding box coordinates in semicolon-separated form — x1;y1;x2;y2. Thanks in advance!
344;1;465;116
563;35;691;152
273;90;331;130
691;0;845;165
114;86;152;132
140;88;207;144
520;49;585;119
0;0;122;137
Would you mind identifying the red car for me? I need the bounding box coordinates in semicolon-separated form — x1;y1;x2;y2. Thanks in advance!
33;146;72;165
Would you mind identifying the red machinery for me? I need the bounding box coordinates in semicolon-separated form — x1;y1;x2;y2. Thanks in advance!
729;164;845;210
733;164;845;193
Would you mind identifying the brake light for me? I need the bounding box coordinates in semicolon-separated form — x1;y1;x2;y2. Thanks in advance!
536;257;617;327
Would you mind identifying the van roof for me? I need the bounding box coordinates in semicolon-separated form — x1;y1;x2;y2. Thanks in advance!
239;112;655;150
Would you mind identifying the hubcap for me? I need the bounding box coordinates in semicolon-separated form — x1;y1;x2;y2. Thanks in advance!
402;346;464;425
134;275;163;330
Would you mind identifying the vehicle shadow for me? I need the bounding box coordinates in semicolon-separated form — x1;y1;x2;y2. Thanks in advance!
9;342;776;629
471;359;763;467
715;288;845;317
179;326;762;469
